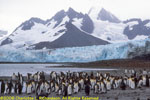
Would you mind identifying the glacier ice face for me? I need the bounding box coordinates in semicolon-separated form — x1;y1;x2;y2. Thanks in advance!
0;38;149;62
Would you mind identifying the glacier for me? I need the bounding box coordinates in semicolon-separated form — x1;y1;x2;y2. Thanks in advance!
0;38;149;62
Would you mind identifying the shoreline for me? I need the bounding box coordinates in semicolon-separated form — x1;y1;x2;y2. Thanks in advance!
0;59;150;68
0;62;150;100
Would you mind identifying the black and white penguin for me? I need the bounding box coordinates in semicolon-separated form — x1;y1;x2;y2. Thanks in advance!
146;75;149;87
114;78;119;89
128;77;132;88
33;73;38;82
12;73;17;81
19;74;23;85
58;85;62;95
50;81;55;92
63;84;68;97
123;76;128;86
130;78;135;89
96;72;101;77
73;81;79;94
143;69;147;75
79;78;84;90
67;83;72;96
18;72;20;80
22;81;26;93
11;81;16;94
90;78;96;90
85;83;90;96
51;71;57;80
14;81;18;93
142;75;146;86
5;82;9;94
100;81;107;93
40;72;45;81
45;81;50;94
31;81;36;93
131;69;135;75
120;80;126;90
39;81;45;93
61;82;66;94
27;73;32;81
106;80;111;91
26;82;32;94
55;83;59;93
69;78;73;84
18;82;22;94
36;82;41;95
8;80;13;94
37;72;40;82
1;80;5;94
94;83;99;94
137;77;143;88
97;81;101;93
110;76;115;86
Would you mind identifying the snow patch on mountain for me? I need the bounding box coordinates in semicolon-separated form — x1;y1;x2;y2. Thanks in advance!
88;7;100;19
145;22;150;28
0;30;8;40
126;21;139;30
90;16;146;43
88;7;150;42
1;16;70;48
72;18;83;29
46;16;69;41
8;23;49;47
46;19;57;29
91;19;128;43
133;35;148;40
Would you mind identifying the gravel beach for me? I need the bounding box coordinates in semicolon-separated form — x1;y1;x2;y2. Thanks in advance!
0;59;150;100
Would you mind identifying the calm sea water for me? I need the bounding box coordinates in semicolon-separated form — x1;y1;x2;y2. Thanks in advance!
0;64;117;76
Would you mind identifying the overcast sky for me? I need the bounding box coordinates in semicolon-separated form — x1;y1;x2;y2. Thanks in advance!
0;0;150;33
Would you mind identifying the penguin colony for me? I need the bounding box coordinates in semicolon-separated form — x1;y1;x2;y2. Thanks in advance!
0;69;150;97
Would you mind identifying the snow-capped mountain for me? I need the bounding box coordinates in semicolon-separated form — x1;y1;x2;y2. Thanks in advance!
30;22;109;49
88;7;121;23
50;7;94;34
0;7;150;62
1;17;49;46
88;8;150;43
88;7;129;43
123;18;150;39
0;30;8;40
97;8;121;23
0;8;109;49
1;7;150;49
90;18;150;43
91;19;128;43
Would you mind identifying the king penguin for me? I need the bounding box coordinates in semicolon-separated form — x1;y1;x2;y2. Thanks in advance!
1;80;5;94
